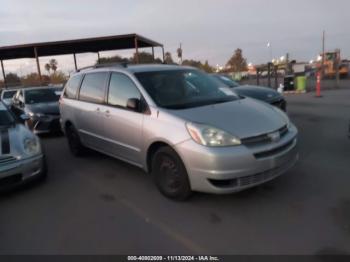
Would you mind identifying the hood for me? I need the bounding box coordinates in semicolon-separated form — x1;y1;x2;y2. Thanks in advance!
2;98;13;106
25;101;59;115
166;98;287;139
0;124;35;157
233;85;282;102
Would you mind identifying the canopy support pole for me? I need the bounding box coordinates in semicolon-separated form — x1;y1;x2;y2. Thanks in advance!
1;60;7;88
73;53;78;71
134;36;139;64
34;47;42;84
152;47;155;61
97;52;101;64
161;46;165;63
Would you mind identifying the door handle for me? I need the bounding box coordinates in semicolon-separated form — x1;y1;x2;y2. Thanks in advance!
105;110;110;117
96;107;100;112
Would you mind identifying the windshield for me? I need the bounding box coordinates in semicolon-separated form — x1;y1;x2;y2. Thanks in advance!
0;109;15;126
135;69;239;109
2;90;17;99
25;89;59;104
212;75;240;88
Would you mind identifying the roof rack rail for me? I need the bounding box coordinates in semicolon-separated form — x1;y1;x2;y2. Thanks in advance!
76;62;129;72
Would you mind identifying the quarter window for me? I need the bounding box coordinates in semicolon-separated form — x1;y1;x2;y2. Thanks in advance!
108;73;141;108
79;72;108;104
64;74;82;99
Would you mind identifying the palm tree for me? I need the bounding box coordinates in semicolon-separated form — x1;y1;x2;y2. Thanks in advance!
49;59;58;74
45;63;51;75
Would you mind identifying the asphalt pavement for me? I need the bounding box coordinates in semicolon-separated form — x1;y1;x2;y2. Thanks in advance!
0;89;349;255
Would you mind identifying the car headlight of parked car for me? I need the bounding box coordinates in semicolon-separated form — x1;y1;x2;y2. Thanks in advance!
186;122;241;147
28;112;48;119
23;137;41;156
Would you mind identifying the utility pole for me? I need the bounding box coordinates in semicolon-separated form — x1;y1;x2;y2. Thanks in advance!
177;43;183;64
321;30;325;77
286;53;290;75
267;42;272;62
335;49;340;88
267;62;272;87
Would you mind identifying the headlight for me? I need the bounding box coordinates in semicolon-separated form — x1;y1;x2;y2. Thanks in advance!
186;122;241;147
28;112;46;119
23;137;41;156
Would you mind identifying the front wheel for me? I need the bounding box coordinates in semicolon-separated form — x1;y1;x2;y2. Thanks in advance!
152;147;192;201
66;125;85;157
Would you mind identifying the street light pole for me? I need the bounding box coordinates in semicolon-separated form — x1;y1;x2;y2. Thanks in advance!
267;42;272;62
321;30;325;77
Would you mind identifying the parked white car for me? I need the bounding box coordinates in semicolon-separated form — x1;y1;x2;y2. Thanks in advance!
0;101;46;191
0;89;18;106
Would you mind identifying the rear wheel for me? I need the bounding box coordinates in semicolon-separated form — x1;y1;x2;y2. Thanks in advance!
152;147;192;201
66;124;85;156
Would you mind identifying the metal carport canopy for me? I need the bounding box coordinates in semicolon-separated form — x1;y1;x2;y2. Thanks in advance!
0;33;163;60
0;33;164;87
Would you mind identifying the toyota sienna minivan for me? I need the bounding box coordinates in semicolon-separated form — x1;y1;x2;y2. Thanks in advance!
60;64;298;200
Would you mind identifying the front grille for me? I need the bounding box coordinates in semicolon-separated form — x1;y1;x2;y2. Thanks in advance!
50;119;61;131
254;139;295;159
241;125;288;146
238;164;287;187
47;113;60;117
208;161;291;189
0;155;16;165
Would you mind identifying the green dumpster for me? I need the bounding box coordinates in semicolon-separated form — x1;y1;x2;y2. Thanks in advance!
296;76;306;92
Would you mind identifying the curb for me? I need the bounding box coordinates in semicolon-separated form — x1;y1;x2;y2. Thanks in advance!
283;90;307;94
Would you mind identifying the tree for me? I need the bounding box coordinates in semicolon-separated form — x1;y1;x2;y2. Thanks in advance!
21;73;42;86
132;52;162;64
201;60;214;73
50;71;68;84
182;59;203;68
98;55;129;64
49;59;58;73
164;52;174;64
182;59;214;73
5;73;21;86
45;63;51;75
226;48;248;72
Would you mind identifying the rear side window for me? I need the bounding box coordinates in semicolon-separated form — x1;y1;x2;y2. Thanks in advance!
108;73;141;108
79;72;108;104
64;74;82;99
3;90;17;99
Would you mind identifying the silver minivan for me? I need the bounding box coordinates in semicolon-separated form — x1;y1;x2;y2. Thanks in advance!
60;64;298;200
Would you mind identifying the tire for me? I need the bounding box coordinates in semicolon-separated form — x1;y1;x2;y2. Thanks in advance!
66;124;85;156
152;146;192;201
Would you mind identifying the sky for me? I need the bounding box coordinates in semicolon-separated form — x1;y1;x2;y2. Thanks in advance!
0;0;349;76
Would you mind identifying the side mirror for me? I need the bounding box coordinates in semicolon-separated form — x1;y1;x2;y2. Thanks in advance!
20;114;30;121
126;98;141;111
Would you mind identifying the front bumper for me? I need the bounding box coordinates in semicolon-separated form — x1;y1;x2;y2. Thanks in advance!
28;116;61;134
175;125;298;194
0;154;45;190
